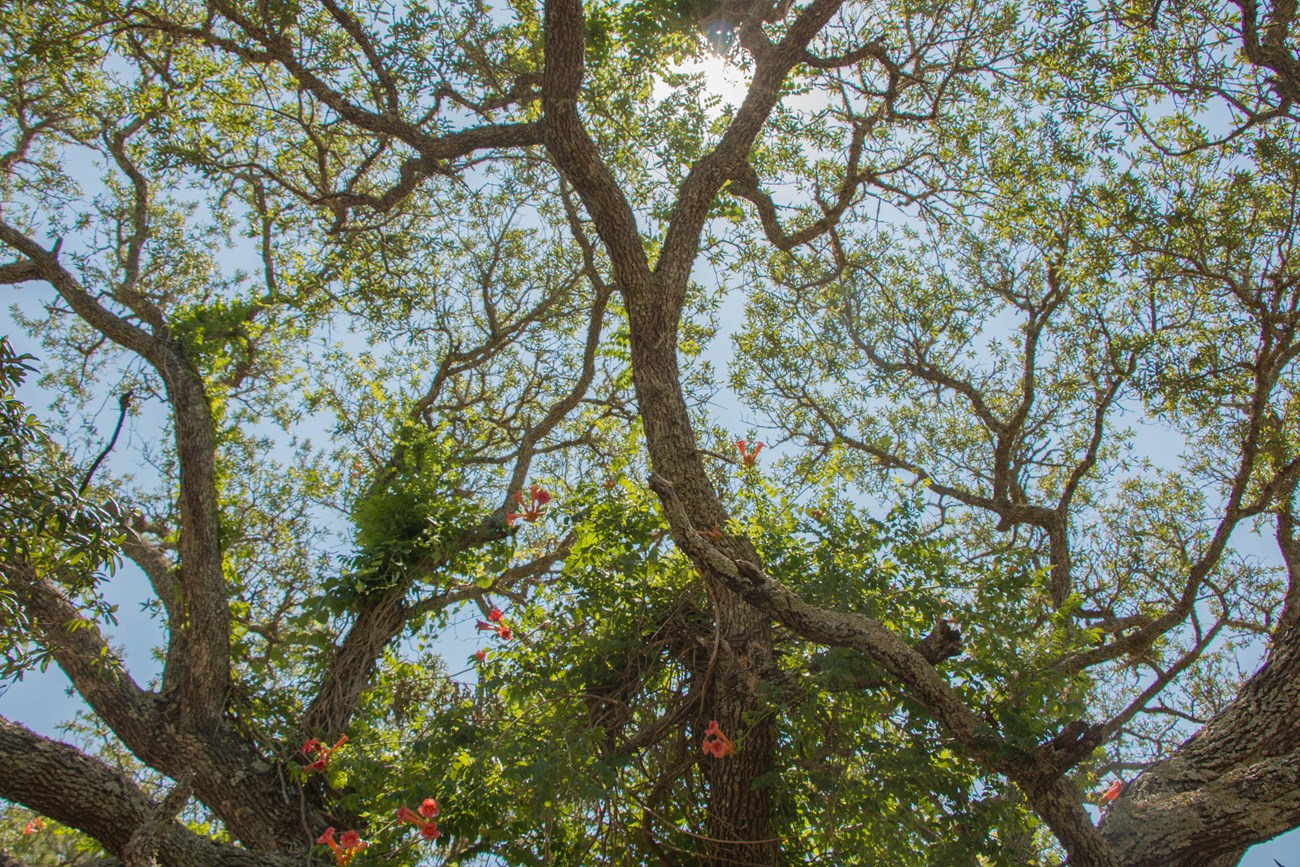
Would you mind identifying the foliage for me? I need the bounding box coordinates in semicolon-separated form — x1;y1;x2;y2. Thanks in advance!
0;336;125;680
1;0;1298;864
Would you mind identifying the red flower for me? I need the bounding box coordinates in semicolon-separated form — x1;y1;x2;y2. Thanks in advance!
735;440;764;468
475;608;512;641
317;827;366;866
303;734;348;773
23;817;42;834
475;648;487;662
506;484;552;525
398;799;441;841
701;720;736;758
1099;779;1123;806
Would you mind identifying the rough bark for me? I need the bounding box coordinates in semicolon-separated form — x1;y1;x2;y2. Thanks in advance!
540;0;774;858
0;717;301;867
2;560;326;850
4;2;1299;864
1099;620;1300;865
628;296;778;865
539;0;855;859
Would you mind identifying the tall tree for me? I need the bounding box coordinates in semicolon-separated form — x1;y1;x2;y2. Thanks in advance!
1;0;1298;865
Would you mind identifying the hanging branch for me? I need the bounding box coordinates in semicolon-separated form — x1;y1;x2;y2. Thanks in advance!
78;389;134;496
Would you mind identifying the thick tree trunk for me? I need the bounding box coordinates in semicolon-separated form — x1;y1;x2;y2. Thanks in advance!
1099;622;1300;865
5;561;326;851
538;0;787;854
0;225;233;735
626;291;778;864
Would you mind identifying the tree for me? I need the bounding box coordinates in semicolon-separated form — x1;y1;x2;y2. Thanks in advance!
0;0;1297;863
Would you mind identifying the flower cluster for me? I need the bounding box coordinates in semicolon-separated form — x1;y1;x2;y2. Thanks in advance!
506;484;551;526
475;606;512;641
301;739;444;862
302;734;348;773
316;827;367;866
396;797;441;840
701;720;735;758
735;439;763;468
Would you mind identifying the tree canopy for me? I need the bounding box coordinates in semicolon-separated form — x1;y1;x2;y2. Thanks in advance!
1;0;1298;864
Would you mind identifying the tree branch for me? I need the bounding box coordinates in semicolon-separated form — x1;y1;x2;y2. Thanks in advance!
541;0;650;289
0;221;230;734
647;472;1121;866
0;717;298;867
657;0;848;290
1099;626;1300;864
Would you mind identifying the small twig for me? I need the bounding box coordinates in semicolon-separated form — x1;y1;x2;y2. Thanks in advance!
79;389;134;495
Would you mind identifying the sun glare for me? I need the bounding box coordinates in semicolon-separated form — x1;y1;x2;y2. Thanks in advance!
654;48;752;116
690;52;751;108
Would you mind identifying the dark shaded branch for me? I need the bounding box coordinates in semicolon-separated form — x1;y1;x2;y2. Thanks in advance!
1;560;320;850
1;559;162;745
0;258;43;284
78;390;134;495
0;221;231;733
301;517;509;737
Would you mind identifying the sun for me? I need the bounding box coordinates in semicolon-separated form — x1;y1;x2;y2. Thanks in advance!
683;50;751;110
653;41;752;115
